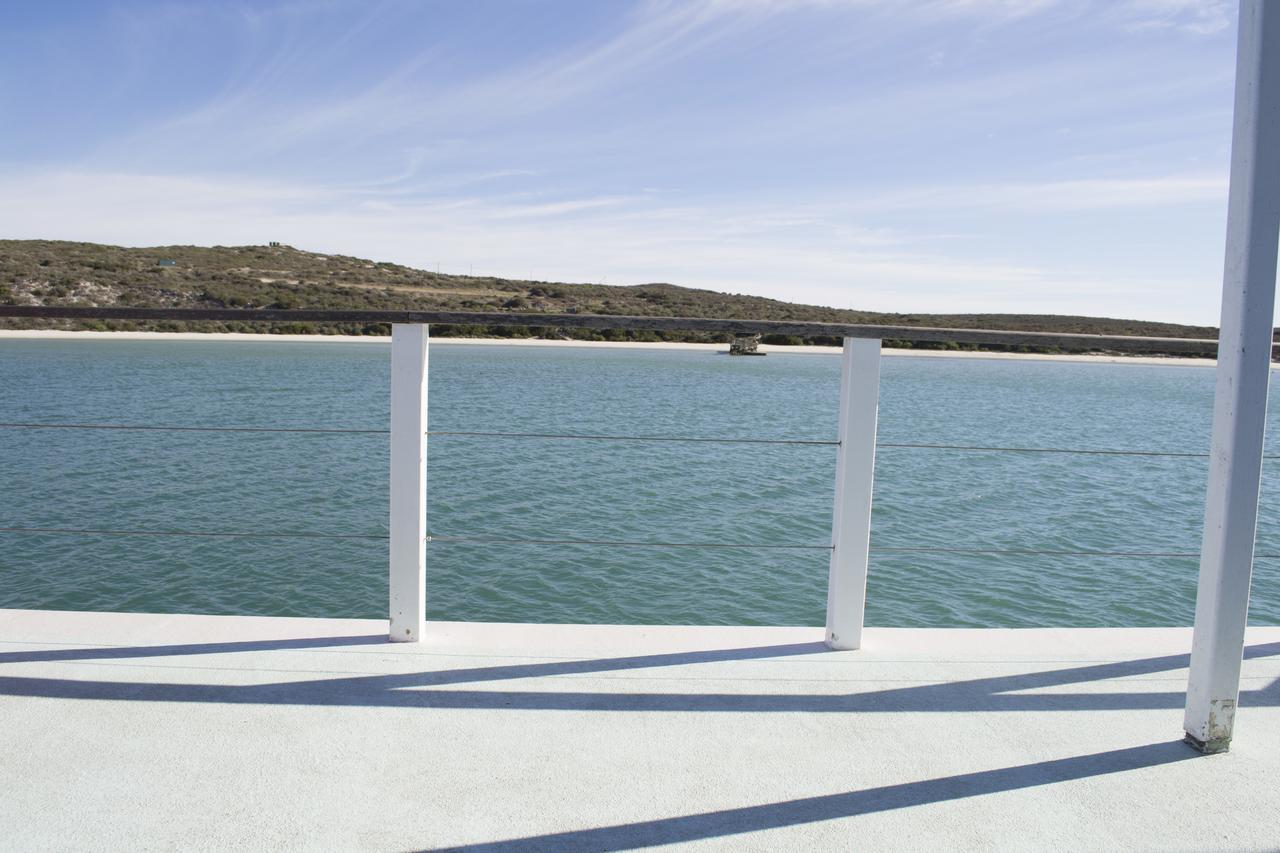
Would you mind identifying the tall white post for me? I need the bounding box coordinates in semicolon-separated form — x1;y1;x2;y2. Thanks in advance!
389;324;428;642
825;337;881;651
1184;0;1280;753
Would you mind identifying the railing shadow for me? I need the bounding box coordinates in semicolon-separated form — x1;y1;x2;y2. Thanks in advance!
0;632;1277;713
431;741;1198;852
0;633;387;664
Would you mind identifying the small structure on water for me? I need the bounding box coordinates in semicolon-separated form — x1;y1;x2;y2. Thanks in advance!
729;334;766;356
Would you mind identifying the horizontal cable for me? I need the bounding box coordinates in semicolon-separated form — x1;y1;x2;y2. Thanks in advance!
0;526;387;540
427;534;831;550
878;441;1224;459
0;422;387;435
869;545;1226;558
9;422;1280;458
0;526;825;549
0;422;831;445
427;430;837;446
428;535;1280;559
3;525;1280;560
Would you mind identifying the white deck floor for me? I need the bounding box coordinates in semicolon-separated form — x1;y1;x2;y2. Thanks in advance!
1;609;1278;851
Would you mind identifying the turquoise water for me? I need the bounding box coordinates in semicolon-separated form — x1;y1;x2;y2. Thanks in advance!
2;339;1279;627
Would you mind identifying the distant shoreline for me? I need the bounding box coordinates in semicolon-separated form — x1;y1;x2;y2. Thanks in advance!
0;328;1233;367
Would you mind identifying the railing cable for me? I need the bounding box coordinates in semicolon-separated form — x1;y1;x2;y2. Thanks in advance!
3;524;1279;559
425;534;831;550
0;526;387;540
3;421;1271;458
878;441;1218;459
427;430;837;446
871;545;1221;558
427;535;1280;559
0;422;388;435
0;422;832;445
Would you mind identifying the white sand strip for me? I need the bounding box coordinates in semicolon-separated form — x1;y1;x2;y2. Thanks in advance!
0;328;1231;367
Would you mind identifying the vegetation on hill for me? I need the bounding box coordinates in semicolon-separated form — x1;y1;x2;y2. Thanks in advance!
0;239;1228;354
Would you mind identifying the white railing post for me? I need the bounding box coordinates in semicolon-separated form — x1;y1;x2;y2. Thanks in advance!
1184;0;1280;753
825;337;881;650
389;323;428;642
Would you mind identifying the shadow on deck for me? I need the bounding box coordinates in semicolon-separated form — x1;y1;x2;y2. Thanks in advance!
4;619;1279;850
1;634;1278;714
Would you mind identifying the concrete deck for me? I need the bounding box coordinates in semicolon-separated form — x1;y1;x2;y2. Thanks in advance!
1;610;1277;851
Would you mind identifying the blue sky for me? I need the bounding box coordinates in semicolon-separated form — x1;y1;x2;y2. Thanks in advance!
0;0;1246;324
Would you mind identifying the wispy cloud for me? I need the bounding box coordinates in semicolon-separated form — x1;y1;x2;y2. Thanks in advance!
489;196;642;219
107;1;743;167
703;0;1059;20
857;174;1227;213
1110;0;1234;35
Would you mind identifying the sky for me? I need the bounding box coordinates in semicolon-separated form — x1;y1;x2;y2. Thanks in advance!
0;0;1250;325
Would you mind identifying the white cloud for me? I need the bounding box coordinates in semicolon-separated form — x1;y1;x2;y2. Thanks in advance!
723;0;1232;33
1109;0;1234;35
857;174;1227;213
706;0;1059;19
489;196;641;219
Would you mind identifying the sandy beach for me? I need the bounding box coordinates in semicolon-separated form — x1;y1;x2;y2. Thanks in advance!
0;328;1230;367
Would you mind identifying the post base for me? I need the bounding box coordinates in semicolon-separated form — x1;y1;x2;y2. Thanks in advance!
388;622;423;643
1183;732;1231;754
825;633;860;651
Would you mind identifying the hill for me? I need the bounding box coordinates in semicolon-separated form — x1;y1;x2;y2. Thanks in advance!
0;239;1223;352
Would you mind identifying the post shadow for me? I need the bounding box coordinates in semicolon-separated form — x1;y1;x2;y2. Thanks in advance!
0;633;387;665
0;633;1276;714
431;742;1198;852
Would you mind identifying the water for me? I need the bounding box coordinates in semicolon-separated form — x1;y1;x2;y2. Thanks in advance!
3;338;1279;627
